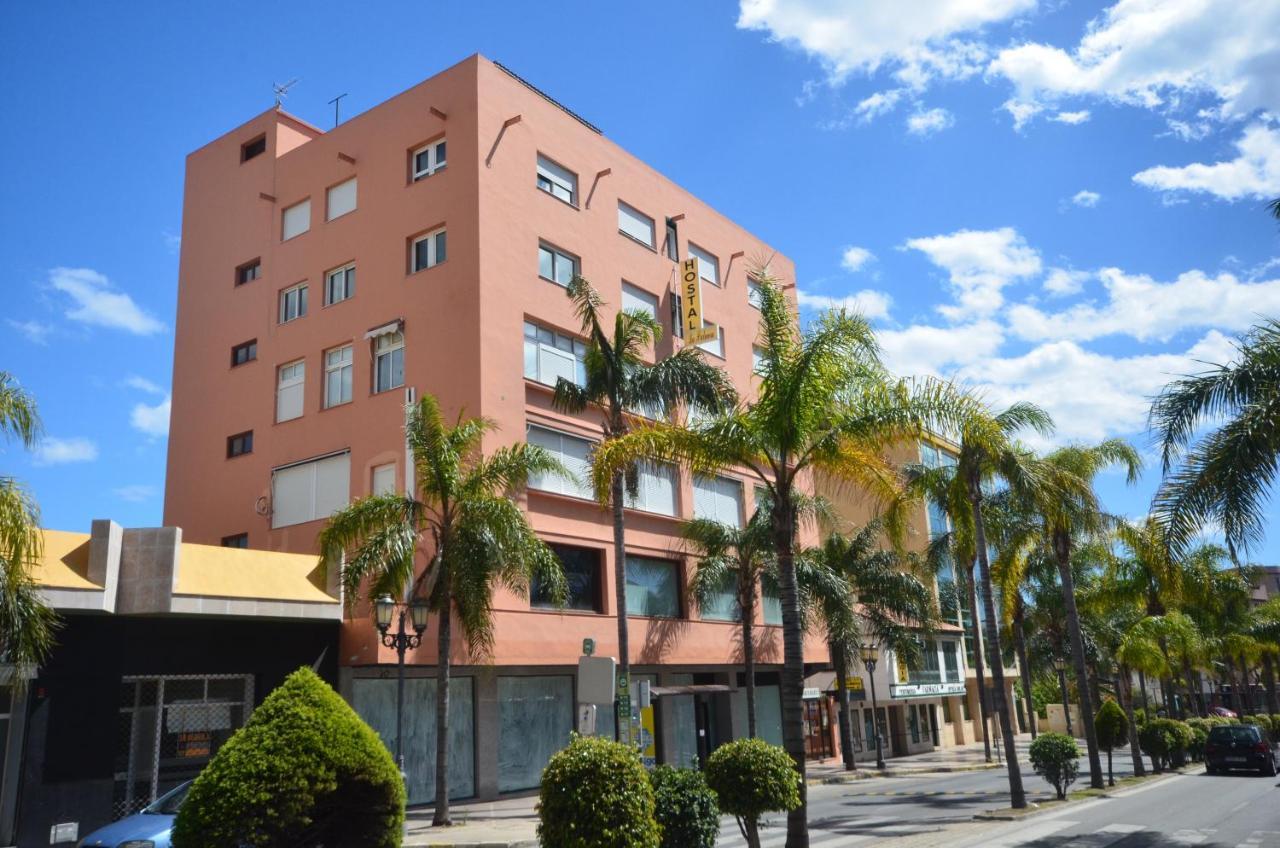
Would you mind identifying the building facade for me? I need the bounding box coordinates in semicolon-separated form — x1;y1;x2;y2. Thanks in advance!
163;55;829;803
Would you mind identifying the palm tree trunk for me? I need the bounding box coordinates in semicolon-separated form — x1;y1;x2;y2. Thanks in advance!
1014;602;1036;740
1238;654;1253;716
1262;653;1279;716
611;468;629;740
832;642;856;770
1138;670;1149;714
771;487;809;848
971;491;1026;808
964;565;993;762
432;596;452;826
1053;531;1103;790
742;582;757;738
1180;657;1202;717
1119;668;1145;777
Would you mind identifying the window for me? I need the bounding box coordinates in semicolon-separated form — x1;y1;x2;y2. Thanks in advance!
621;282;659;321
326;177;357;221
411;228;447;272
752;346;766;375
536;154;577;205
700;573;740;622
762;580;782;625
664;218;679;261
372;463;396;496
625;555;680;618
669;292;683;338
693;475;743;527
279;283;308;323
412;138;446;180
276;361;305;423
325;263;355;305
617;202;655;248
241;135;266;162
748;276;763;309
282;199;310;241
230;339;257;367
943;641;960;682
236;258;261;286
527;426;592;500
373;331;405;393
221;533;249;548
625;461;677;516
687;243;719;286
538;243;578;286
270;451;351;528
533;545;602;612
226;431;253;458
697;324;724;358
324;345;353;408
523;322;586;388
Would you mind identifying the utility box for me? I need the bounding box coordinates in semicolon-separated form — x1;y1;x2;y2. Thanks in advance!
577;655;617;705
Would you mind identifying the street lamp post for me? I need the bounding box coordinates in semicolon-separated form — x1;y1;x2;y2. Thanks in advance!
860;643;886;770
374;594;430;776
1053;656;1073;737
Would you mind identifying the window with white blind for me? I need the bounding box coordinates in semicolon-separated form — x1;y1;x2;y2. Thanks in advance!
527;426;593;500
697;324;724;358
373;332;404;393
748;277;763;309
752;346;766;374
282;199;310;241
324;345;353;408
626;461;677;516
276;360;305;423
625;555;680;618
687;243;719;286
693;475;743;528
326;178;357;221
621;282;659;321
271;451;351;528
325;263;355;305
618;202;655;248
279;283;308;323
411;228;447;272
412;138;446;181
523;322;586;388
538;243;578;286
536;155;577;205
372;463;396;496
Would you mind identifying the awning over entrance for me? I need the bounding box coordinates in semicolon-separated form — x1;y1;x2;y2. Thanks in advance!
650;684;731;696
805;671;866;700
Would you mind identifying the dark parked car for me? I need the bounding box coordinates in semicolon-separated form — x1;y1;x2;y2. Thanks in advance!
1204;725;1279;776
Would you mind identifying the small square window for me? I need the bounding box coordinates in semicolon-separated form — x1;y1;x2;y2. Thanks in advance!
536;155;577;205
241;136;266;162
325;263;355;305
373;331;405;393
410;228;447;273
538;243;578;286
231;339;257;367
326;177;357;221
221;533;250;548
279;283;308;323
372;463;396;496
226;430;253;458
412;138;447;181
618;202;655;248
235;258;261;286
748;277;763;309
282;199;311;241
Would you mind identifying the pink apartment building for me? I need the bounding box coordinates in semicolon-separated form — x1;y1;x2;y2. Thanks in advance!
163;55;835;803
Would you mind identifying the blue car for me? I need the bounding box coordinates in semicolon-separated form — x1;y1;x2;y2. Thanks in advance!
78;782;190;848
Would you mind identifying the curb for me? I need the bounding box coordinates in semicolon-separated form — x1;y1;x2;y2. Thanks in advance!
971;766;1201;821
813;762;1001;785
404;840;538;848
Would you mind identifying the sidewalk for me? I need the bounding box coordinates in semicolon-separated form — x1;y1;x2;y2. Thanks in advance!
401;738;1018;846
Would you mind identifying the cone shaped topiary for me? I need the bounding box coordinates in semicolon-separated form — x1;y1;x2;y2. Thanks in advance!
172;667;405;848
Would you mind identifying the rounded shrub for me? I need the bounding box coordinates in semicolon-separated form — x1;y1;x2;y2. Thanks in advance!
1094;699;1128;786
1028;732;1080;800
649;765;718;848
537;735;661;848
706;738;801;848
1139;718;1193;772
171;666;405;848
1187;724;1208;762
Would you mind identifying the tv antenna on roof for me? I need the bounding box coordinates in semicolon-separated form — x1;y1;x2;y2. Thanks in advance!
273;78;299;108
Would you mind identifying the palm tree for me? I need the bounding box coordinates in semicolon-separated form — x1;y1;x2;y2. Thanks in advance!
1246;598;1280;715
552;276;735;733
0;372;58;670
1018;440;1141;789
592;271;973;847
682;507;773;737
1151;317;1280;558
798;521;937;772
318;394;567;826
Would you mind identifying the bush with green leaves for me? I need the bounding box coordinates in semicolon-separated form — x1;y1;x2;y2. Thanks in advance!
706;738;801;848
171;667;404;848
650;765;718;848
1094;699;1128;786
1186;724;1209;762
1028;732;1080;800
537;735;661;848
1139;718;1193;772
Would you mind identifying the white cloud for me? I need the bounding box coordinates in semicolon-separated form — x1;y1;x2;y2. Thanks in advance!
162;231;181;254
840;245;876;273
903;227;1042;320
797;288;893;321
989;0;1280;125
7;319;52;345
1001;98;1043;131
1071;189;1101;208
1007;267;1280;343
114;484;157;503
1050;110;1091;125
854;88;905;122
48;267;165;335
878;320;1006;379
907;107;955;136
34;436;98;466
1042;267;1091;297
131;396;171;439
124;375;165;395
1132;123;1280;202
1164;119;1212;142
737;0;1035;89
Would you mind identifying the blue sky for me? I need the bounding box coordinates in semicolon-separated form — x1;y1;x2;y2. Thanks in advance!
2;1;1278;560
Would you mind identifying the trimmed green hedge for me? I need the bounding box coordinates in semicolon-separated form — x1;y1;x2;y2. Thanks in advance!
1138;718;1193;773
537;735;661;848
1029;732;1079;799
650;765;718;848
706;738;800;848
171;667;405;848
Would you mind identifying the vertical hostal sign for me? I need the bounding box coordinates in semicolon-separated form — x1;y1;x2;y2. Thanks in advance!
682;257;717;345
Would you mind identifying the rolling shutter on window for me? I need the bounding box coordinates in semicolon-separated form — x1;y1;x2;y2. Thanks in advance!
621;283;659;320
327;178;357;220
282;200;311;240
618;203;655;246
694;476;742;527
271;452;351;528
